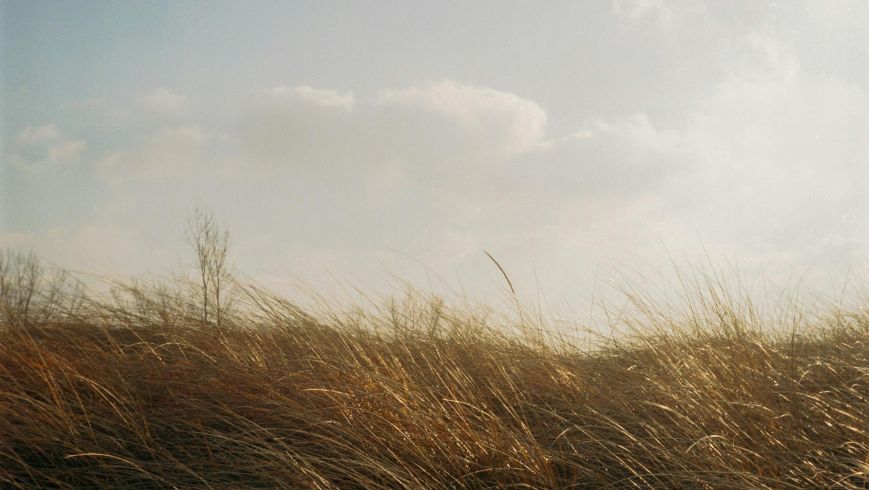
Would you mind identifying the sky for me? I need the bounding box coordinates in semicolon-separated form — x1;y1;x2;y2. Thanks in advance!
2;1;869;312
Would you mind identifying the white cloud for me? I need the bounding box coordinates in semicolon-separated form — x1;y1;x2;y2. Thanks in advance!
290;85;354;110
8;124;87;170
240;80;548;172
15;124;61;145
11;3;869;309
190;67;869;298
548;29;869;283
612;0;706;28
48;139;88;161
98;124;215;182
375;80;549;157
613;0;670;23
140;88;189;117
241;85;360;171
0;224;169;277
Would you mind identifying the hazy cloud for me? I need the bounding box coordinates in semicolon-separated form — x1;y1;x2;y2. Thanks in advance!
374;80;549;158
8;124;87;170
287;85;355;110
5;2;869;305
140;88;189;117
240;80;548;173
612;0;705;28
98;124;215;182
0;224;166;276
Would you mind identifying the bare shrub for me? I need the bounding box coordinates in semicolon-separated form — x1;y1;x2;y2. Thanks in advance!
185;207;234;328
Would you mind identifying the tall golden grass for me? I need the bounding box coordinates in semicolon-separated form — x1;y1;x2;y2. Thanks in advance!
0;251;866;488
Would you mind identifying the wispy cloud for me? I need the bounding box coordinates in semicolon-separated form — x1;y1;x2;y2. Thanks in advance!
8;124;87;170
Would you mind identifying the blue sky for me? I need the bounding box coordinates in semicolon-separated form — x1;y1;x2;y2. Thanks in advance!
3;1;869;309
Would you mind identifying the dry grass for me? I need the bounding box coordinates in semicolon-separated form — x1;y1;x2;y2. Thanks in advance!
0;254;867;488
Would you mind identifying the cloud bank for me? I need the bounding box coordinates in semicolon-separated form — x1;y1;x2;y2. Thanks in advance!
4;2;869;308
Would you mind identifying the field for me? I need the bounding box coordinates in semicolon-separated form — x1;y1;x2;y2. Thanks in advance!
0;251;867;488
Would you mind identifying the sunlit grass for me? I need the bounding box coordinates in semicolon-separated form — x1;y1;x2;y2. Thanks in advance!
0;251;866;488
